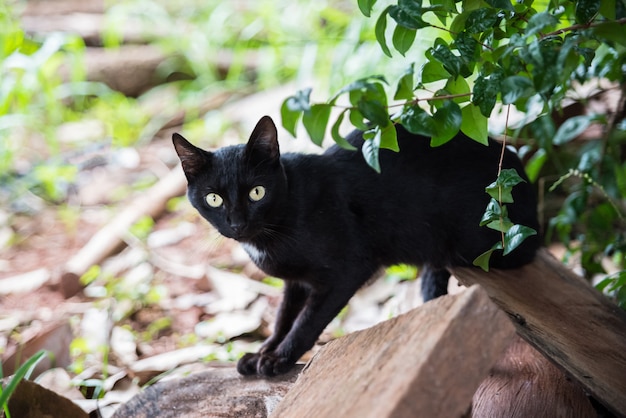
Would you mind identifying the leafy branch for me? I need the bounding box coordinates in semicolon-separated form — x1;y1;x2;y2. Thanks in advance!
473;106;537;271
282;0;626;281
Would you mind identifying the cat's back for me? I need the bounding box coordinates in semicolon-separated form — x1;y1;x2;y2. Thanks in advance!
317;124;539;268
325;124;508;172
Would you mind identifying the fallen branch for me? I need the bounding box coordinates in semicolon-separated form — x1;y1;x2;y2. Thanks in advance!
60;168;187;297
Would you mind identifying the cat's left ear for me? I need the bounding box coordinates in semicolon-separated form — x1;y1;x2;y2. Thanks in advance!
172;133;211;180
246;116;280;163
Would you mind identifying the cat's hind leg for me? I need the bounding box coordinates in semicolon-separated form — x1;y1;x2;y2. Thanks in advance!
420;266;450;302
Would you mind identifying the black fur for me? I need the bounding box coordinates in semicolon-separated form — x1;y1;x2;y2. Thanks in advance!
173;116;539;377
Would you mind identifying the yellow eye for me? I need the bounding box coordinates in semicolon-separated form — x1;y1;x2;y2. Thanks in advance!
249;186;266;202
205;193;223;208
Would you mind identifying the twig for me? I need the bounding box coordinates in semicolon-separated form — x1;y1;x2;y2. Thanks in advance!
540;17;626;39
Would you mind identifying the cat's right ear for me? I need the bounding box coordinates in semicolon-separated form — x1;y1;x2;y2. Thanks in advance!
172;133;210;180
245;116;280;164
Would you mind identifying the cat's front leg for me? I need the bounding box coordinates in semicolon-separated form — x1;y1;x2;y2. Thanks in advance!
251;280;364;377
237;281;310;375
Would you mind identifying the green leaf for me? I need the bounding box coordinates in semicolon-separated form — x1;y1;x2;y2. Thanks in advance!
429;39;470;78
281;100;301;137
401;105;437;137
525;148;547;182
461;104;488;145
480;198;513;232
485;168;526;203
380;124;399;151
472;72;502;117
465;8;501;34
431;100;462;146
358;100;390;126
331;111;358;151
375;6;393;57
349;109;370;131
284;88;311;112
349;89;365;107
485;0;514;11
362;79;389;105
394;64;415;100
392;25;417;56
358;0;377;17
429;0;455;25
331;76;388;104
575;0;600;24
420;61;451;84
487;218;514;232
596;277;614;292
599;0;616;19
0;350;49;407
455;31;480;63
473;242;504;271
302;104;331;146
389;1;428;30
479;198;509;228
362;129;381;172
503;224;537;255
501;75;534;105
444;76;471;102
524;12;558;39
591;22;626;47
553;115;593;145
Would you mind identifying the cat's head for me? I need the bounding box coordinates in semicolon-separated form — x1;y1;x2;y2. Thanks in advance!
172;116;287;242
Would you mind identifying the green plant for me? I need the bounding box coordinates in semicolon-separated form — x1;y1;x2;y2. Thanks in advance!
0;350;49;418
280;0;625;302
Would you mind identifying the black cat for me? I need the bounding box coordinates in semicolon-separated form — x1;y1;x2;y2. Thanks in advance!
173;116;539;377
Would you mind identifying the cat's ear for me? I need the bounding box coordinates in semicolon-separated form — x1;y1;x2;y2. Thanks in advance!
245;116;280;163
172;133;211;179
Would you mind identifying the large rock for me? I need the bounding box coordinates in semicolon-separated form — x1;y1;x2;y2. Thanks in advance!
112;364;302;418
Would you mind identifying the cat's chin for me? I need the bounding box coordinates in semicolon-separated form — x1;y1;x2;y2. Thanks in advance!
221;229;258;243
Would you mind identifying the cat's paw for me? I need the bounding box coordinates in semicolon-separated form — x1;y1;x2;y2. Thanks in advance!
257;352;294;377
237;352;261;375
236;351;295;377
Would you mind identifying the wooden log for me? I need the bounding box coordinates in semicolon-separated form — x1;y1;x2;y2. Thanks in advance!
471;335;596;418
271;285;516;418
452;248;626;417
4;378;88;418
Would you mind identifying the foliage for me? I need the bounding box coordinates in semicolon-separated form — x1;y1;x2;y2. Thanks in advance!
282;0;626;304
0;350;49;417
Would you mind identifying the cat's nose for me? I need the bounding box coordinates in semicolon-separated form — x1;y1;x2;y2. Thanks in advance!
230;222;245;235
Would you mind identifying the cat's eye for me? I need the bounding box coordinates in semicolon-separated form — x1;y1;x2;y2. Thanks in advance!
249;186;266;202
205;193;223;208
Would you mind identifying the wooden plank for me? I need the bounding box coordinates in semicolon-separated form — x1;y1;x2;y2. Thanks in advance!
453;248;626;417
271;285;515;418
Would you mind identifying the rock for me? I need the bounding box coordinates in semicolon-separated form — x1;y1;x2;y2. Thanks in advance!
112;365;302;418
